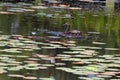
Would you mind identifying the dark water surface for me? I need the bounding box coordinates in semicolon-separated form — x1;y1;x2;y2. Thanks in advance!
0;3;120;80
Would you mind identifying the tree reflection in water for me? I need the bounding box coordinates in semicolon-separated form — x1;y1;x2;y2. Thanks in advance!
10;19;19;34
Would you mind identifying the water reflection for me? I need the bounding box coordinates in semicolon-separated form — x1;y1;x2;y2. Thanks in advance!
49;76;55;80
0;4;120;80
10;19;19;34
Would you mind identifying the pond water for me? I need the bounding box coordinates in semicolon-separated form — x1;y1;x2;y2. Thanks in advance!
0;3;120;80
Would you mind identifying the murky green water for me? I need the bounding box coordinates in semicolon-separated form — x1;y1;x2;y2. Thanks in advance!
0;9;120;48
0;3;120;80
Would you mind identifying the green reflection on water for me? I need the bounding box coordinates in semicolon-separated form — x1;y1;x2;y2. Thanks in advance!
0;7;120;80
0;10;119;47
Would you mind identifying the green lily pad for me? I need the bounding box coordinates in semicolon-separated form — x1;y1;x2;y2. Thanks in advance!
39;78;51;80
8;74;24;78
105;48;118;51
24;67;39;70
